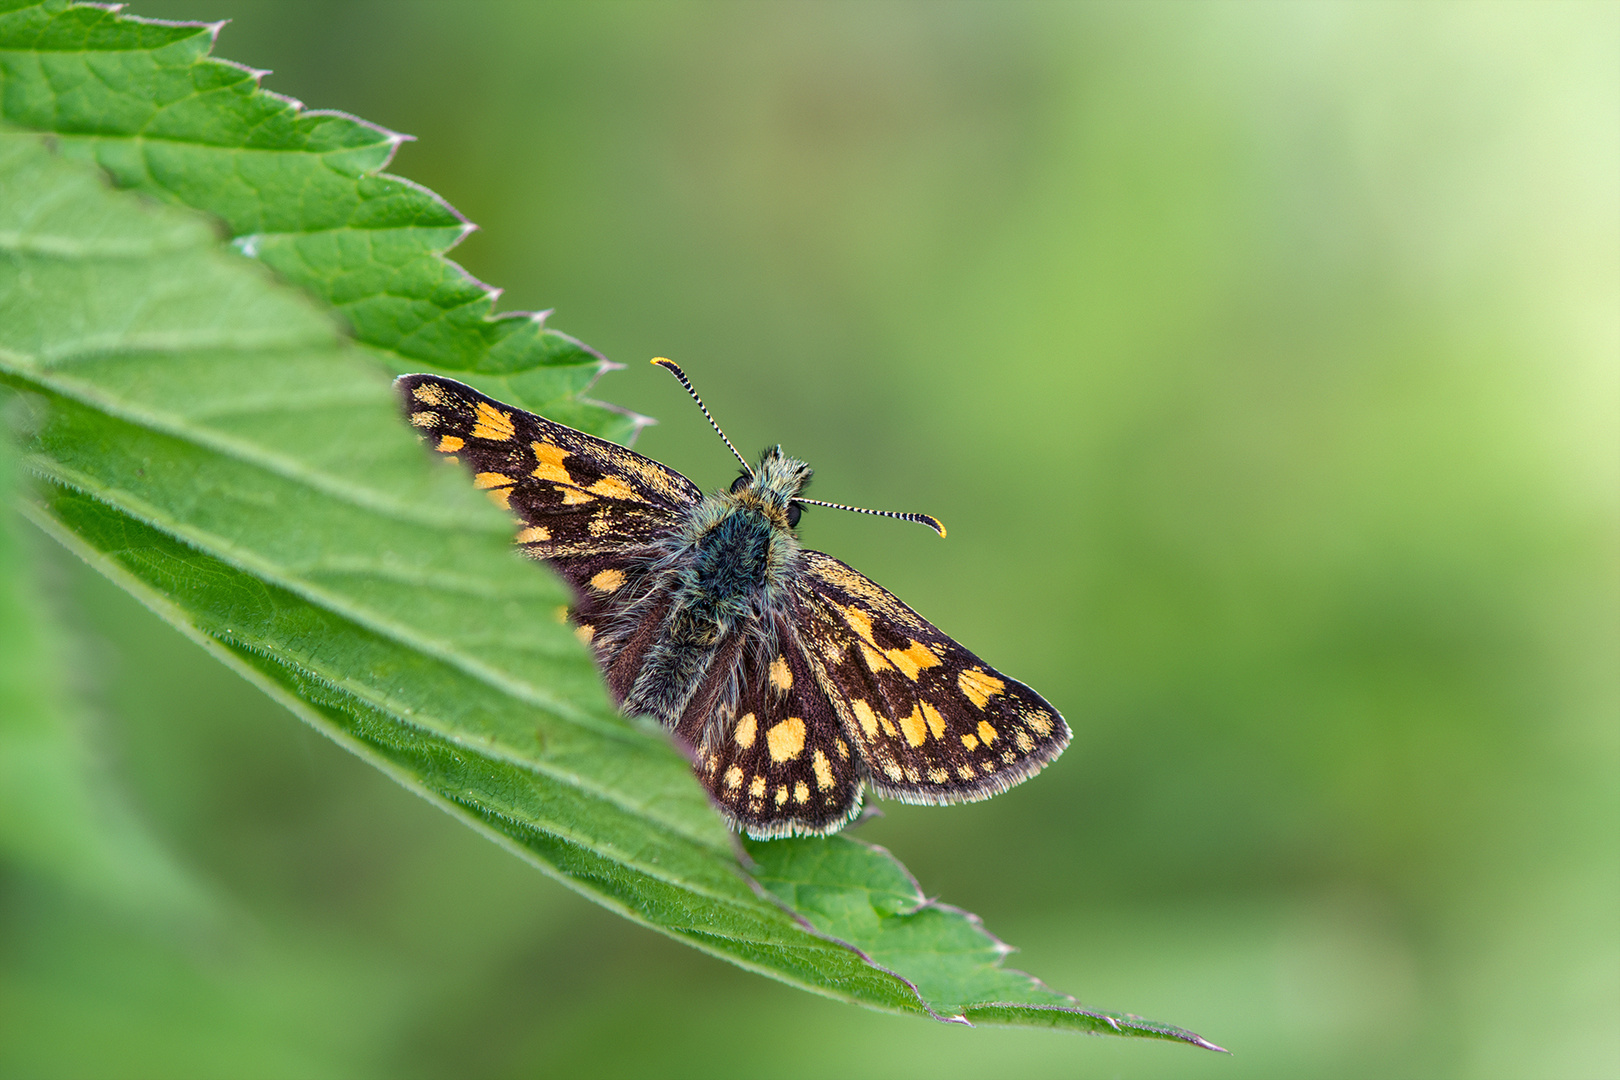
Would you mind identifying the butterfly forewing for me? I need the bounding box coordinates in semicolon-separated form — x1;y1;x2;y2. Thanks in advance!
795;551;1070;804
399;374;700;558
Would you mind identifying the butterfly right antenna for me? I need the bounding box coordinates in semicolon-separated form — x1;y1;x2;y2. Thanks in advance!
651;357;753;477
795;498;947;538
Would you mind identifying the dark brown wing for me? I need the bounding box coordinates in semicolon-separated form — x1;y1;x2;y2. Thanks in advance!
677;614;865;838
794;550;1070;805
398;374;701;559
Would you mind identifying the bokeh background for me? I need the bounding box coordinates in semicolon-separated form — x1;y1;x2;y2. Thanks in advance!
4;2;1616;1077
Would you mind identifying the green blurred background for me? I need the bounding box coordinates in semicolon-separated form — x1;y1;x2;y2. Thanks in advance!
4;2;1616;1077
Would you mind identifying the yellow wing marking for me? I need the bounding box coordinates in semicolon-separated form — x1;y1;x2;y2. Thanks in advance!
558;487;595;505
588;476;642;501
574;624;595;645
812;750;834;791
885;640;942;681
734;712;757;749
766;717;806;762
839;605;877;644
961;732;979;750
531;441;573;484
749;775;766;798
436;435;464;452
472;401;516;441
768;656;792;691
977;720;999;745
959;667;1007;709
516;525;550;543
485;488;512;508
859;644;892;673
723;765;744;790
474;472;513;489
589;568;626;593
412;383;448;405
851;698;880;739
792;781;810;805
410;410;438;428
1023;709;1055;736
921;701;946;739
898;705;927;747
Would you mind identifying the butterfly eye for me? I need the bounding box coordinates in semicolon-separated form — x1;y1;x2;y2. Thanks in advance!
729;474;750;494
786;502;802;527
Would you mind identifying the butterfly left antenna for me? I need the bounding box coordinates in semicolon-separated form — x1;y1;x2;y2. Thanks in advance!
651;358;754;476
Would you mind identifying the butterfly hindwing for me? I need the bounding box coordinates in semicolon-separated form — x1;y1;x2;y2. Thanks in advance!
399;374;701;558
682;616;865;837
795;550;1070;805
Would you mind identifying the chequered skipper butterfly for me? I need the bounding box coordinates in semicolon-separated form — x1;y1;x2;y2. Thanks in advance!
398;360;1069;838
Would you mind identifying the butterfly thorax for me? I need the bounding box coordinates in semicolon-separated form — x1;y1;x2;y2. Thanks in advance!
672;446;810;625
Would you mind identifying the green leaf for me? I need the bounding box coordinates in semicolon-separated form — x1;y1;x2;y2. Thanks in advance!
0;0;638;439
0;1;1220;1049
0;392;207;919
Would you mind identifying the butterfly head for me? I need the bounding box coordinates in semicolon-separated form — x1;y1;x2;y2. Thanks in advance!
727;446;811;531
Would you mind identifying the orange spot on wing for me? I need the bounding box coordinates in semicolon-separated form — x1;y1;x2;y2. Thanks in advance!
590;568;626;593
767;717;806;762
898;706;927;747
588;476;640;501
885;641;941;681
531;441;573;484
471;401;515;441
959;667;1006;709
851;700;878;738
859;644;893;673
812;750;834;791
768;656;792;691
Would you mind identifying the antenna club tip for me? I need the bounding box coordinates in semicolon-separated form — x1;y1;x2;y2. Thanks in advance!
926;517;947;538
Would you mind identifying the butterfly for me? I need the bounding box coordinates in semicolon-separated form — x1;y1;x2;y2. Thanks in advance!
397;359;1070;838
